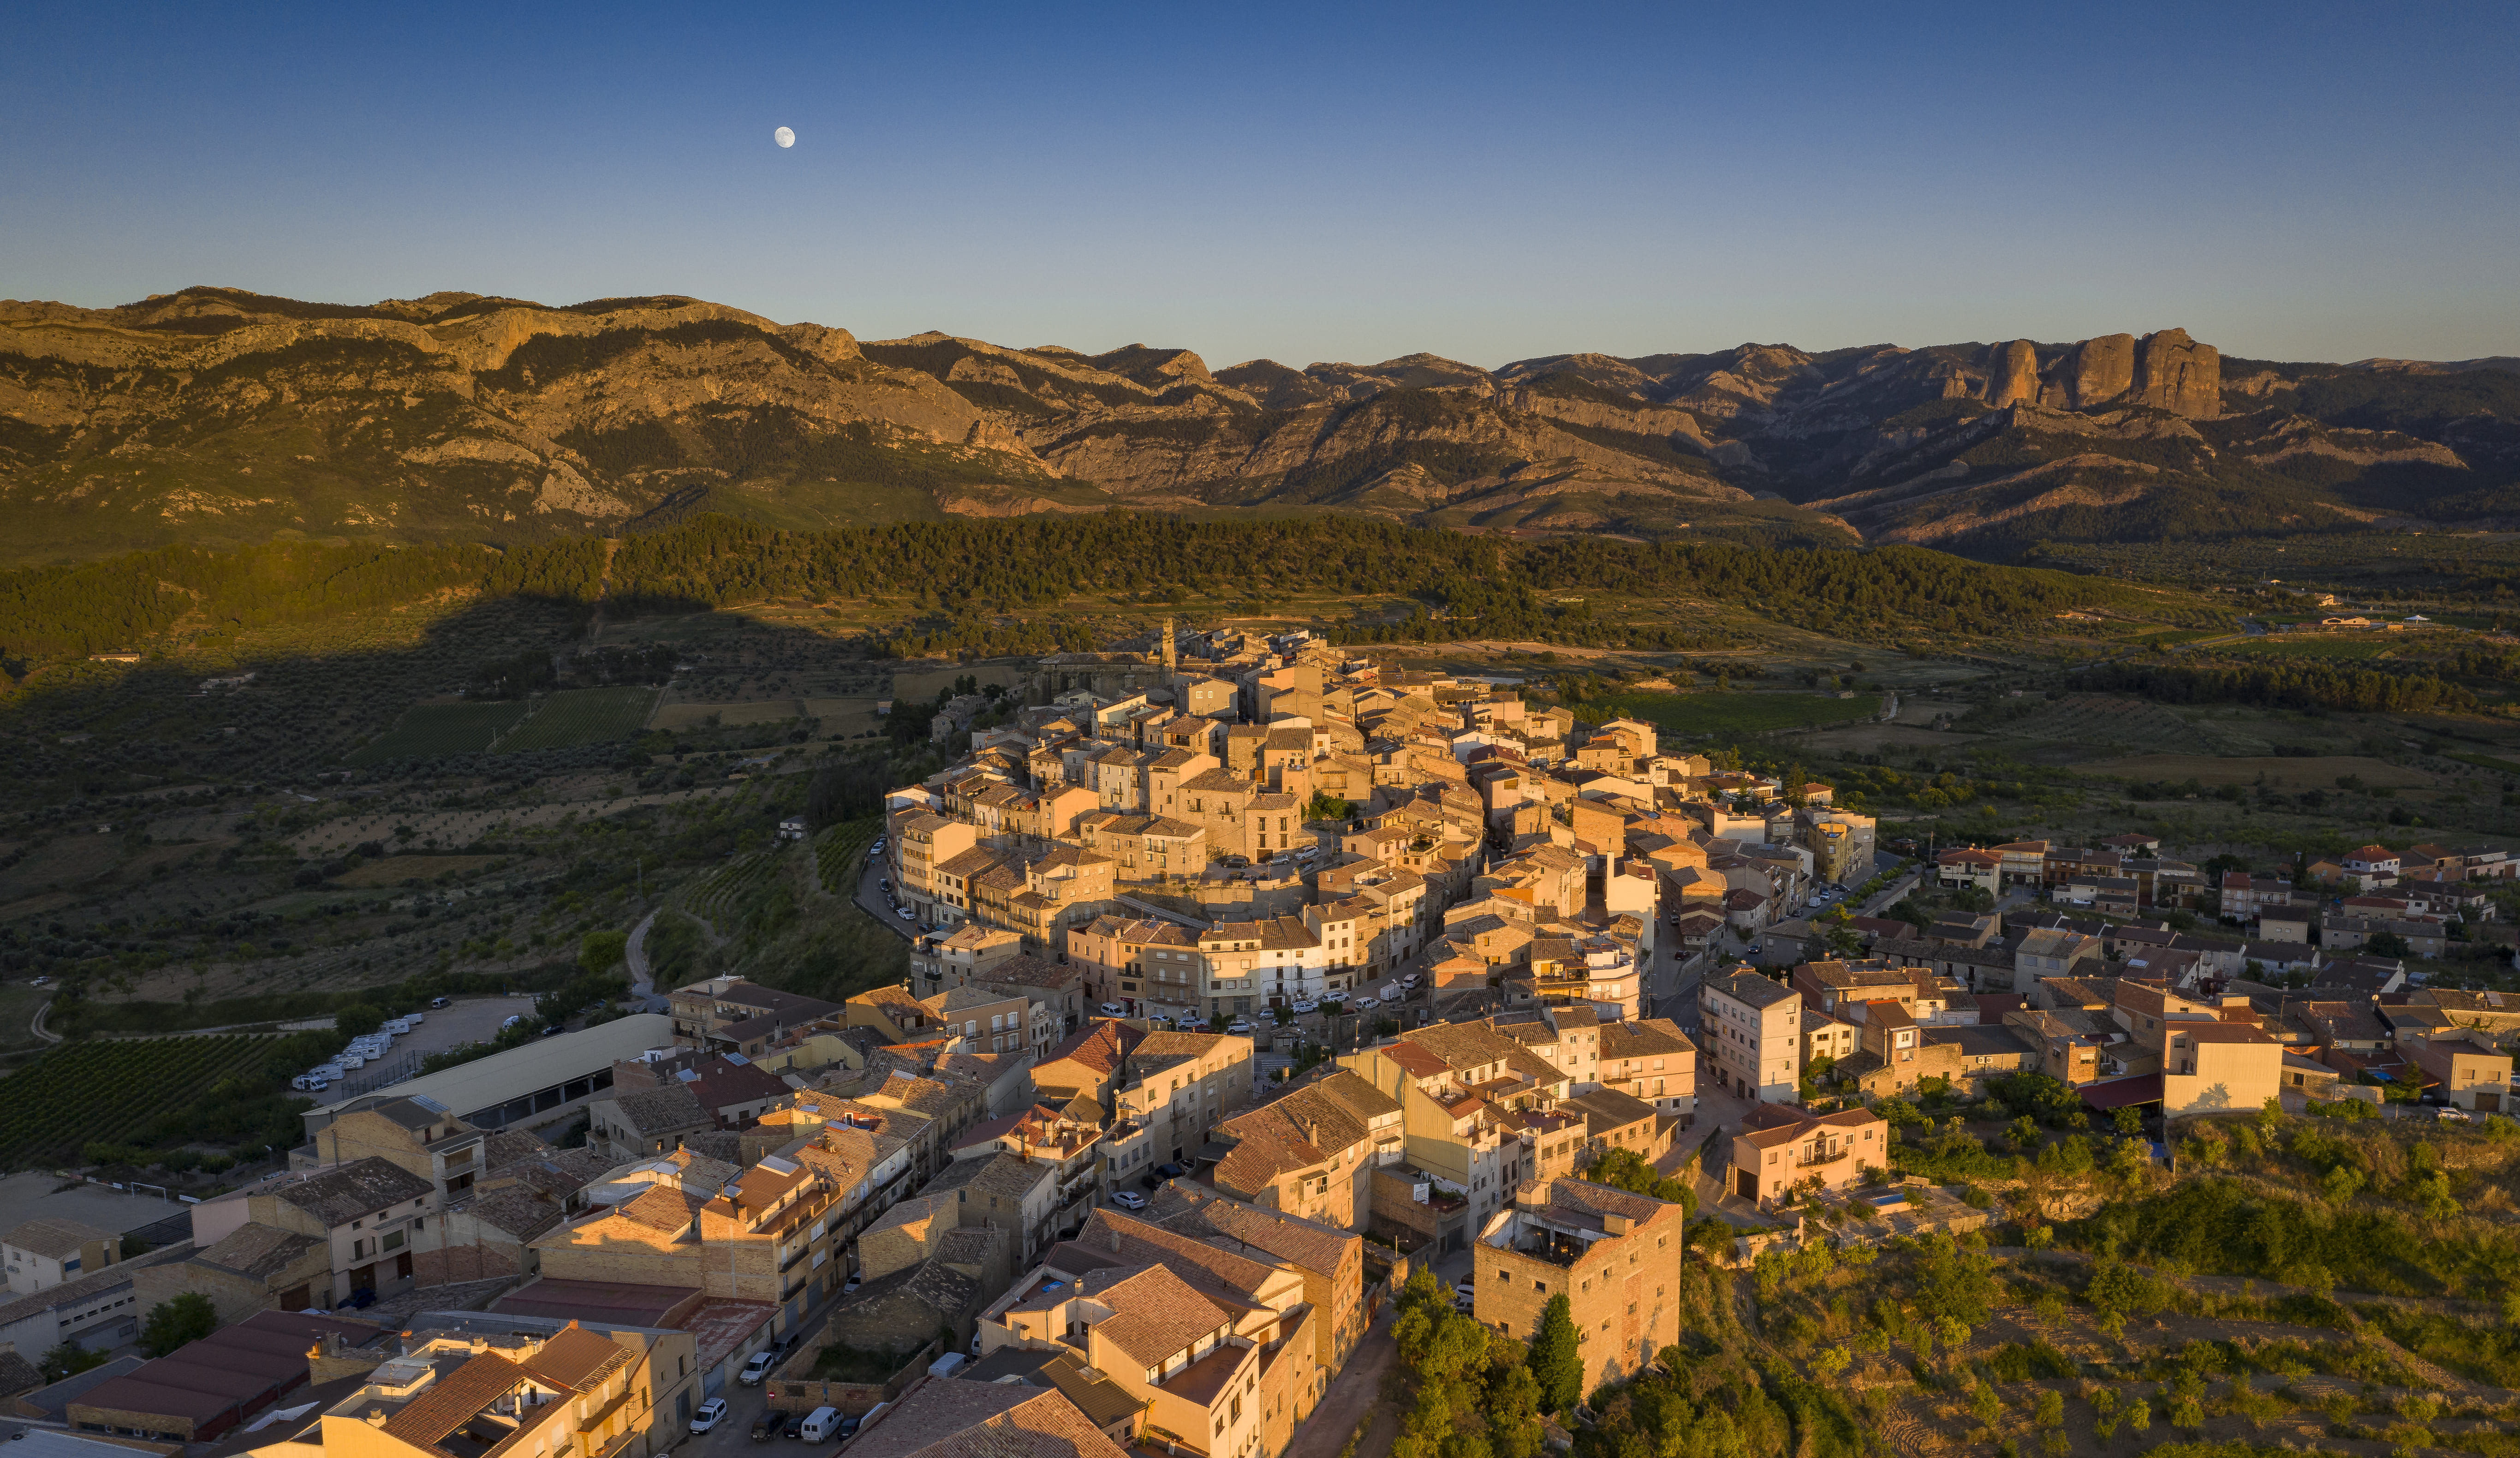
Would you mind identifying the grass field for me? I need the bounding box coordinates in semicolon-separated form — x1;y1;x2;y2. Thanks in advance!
1587;691;1882;738
495;687;660;752
347;701;531;765
332;854;502;887
0;1035;276;1168
2071;753;2440;788
2448;749;2520;777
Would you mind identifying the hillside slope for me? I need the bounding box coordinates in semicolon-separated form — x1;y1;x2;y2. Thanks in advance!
5;288;2516;563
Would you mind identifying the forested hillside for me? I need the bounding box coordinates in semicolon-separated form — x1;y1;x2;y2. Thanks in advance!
0;514;2133;668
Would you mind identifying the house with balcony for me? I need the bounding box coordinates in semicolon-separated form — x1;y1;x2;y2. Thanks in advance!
1726;1103;1889;1205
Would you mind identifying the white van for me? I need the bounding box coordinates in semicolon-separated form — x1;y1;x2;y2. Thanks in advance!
798;1407;841;1442
291;1073;328;1092
927;1353;966;1380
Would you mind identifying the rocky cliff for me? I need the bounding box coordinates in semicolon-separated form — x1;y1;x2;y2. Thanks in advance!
1;287;2512;565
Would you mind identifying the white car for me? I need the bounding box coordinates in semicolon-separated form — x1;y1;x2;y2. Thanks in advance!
896;906;915;919
1401;974;1421;988
1098;1002;1125;1016
738;1351;777;1386
1290;999;1318;1014
1354;998;1379;1011
690;1398;727;1434
1226;1020;1254;1034
2435;1105;2472;1123
1112;1189;1149;1211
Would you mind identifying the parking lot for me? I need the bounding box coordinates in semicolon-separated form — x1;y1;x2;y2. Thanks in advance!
314;995;536;1098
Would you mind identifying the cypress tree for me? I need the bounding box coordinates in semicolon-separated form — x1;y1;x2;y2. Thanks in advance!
1529;1292;1584;1416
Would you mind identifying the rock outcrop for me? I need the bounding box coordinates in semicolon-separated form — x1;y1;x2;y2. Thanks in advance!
1988;341;2041;407
2133;327;2221;418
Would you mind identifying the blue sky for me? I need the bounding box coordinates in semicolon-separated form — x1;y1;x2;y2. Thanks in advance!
4;3;2514;367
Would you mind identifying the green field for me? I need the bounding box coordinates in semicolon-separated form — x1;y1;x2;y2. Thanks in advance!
348;701;533;765
0;1035;277;1168
1590;691;1882;738
495;687;661;752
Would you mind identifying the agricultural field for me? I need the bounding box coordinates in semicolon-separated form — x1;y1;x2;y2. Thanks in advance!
688;849;784;923
1588;690;1883;738
815;818;883;893
0;1035;275;1168
651;699;801;731
2073;753;2438;789
1980;694;2219;755
331;854;503;887
495;687;660;752
2229;636;2409;660
348;701;532;765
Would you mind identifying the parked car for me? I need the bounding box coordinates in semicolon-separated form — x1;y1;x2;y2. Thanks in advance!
1098;1002;1125;1016
879;878;893;891
690;1398;727;1434
1155;1162;1185;1180
836;1415;861;1441
428;997;449;1009
1226;1019;1254;1034
895;906;915;920
502;1014;526;1030
1112;1189;1148;1211
749;1416;775;1442
842;1273;862;1293
1354;997;1379;1011
1290;999;1318;1014
2436;1105;2473;1123
780;1415;804;1441
739;1350;778;1385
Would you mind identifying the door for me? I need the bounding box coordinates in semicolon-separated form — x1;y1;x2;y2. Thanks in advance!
2482;1092;2502;1112
1736;1169;1757;1201
279;1285;309;1311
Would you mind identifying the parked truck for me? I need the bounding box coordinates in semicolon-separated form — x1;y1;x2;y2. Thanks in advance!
1380;980;1402;1001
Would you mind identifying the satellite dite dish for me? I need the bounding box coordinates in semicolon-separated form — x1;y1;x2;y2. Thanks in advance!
774;126;795;148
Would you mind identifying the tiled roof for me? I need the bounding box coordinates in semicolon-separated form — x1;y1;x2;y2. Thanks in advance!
383;1350;528;1447
280;1157;435;1226
846;1382;1131;1458
609;1083;709;1135
1077;1262;1236;1368
1077;1209;1279;1297
193;1222;322;1282
521;1324;630;1389
1151;1184;1359;1279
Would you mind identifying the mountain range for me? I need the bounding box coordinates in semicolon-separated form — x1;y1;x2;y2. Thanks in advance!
3;286;2516;567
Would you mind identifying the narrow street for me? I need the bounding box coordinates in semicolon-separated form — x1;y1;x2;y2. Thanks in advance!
1285;1299;1397;1458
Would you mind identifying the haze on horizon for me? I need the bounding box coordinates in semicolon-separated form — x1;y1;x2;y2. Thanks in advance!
4;3;2515;370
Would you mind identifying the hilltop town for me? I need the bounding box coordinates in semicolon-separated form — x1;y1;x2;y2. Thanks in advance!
8;617;2519;1458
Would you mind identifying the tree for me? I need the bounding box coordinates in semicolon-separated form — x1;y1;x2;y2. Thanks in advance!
334;1001;385;1039
2112;1106;2144;1137
38;1340;108;1382
141;1293;217;1357
579;929;629;977
1528;1293;1584;1416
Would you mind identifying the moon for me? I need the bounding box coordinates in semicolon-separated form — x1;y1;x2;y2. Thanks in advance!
774;126;794;149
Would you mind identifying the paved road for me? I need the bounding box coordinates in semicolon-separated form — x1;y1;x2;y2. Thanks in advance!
1286;1297;1397;1458
624;909;667;1011
854;855;917;941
